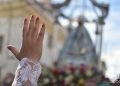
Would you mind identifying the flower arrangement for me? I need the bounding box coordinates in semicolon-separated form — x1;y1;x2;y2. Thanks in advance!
38;64;111;86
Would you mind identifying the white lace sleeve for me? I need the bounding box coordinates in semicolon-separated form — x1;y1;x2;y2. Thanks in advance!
12;58;42;86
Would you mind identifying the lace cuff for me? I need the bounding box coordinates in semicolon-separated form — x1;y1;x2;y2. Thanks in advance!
12;58;42;86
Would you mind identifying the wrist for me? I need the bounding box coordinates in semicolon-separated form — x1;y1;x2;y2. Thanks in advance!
20;57;40;64
28;57;40;64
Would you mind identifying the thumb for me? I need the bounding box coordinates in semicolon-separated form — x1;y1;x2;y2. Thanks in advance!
7;45;19;59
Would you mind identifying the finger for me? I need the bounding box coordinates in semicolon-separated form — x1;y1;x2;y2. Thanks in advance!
38;24;45;42
23;17;28;37
7;46;19;59
28;15;36;36
33;17;42;39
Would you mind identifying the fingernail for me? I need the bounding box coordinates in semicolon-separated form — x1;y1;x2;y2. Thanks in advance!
24;18;27;21
7;46;11;49
31;15;34;19
36;17;39;21
42;24;45;27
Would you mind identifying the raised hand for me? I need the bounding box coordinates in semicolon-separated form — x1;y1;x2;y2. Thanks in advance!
8;15;45;63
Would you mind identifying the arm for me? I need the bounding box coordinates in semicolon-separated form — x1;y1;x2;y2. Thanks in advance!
8;15;45;86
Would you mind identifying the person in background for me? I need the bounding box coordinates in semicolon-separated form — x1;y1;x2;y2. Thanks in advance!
7;15;45;86
2;73;14;86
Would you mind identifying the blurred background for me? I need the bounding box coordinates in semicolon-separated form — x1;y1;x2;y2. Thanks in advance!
0;0;119;86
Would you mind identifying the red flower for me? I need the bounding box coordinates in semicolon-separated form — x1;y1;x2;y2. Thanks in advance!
52;68;60;76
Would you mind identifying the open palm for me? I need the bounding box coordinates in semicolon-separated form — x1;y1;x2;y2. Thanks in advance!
8;15;45;63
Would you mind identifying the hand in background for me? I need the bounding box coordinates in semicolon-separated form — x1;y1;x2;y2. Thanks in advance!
8;15;45;63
